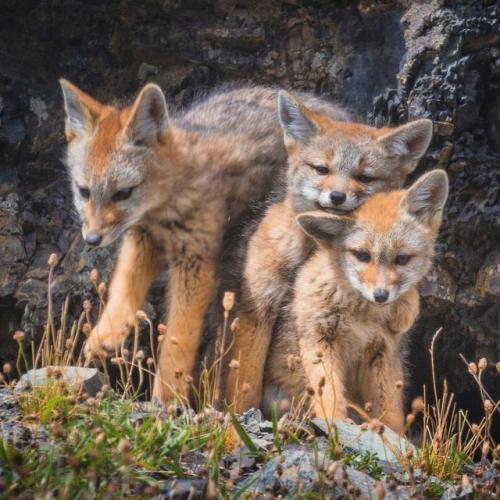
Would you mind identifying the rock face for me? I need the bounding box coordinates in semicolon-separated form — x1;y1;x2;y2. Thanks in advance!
0;1;498;417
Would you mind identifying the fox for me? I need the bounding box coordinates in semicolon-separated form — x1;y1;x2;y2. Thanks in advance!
59;79;349;404
261;170;449;432
226;91;433;412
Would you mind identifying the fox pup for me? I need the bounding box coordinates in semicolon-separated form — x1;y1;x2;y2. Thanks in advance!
262;170;449;432
59;80;347;404
226;91;433;412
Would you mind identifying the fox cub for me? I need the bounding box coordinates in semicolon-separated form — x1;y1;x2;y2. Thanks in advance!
59;80;347;404
226;91;433;411
262;170;449;432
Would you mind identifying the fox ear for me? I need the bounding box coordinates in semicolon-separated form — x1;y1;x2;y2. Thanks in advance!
403;170;449;225
377;119;433;171
60;79;103;138
296;211;354;244
124;83;169;145
278;91;317;145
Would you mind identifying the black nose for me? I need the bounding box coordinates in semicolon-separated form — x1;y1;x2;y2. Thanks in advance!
374;289;389;303
85;232;102;246
330;191;346;206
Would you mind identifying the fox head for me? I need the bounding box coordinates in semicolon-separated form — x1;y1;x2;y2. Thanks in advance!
60;79;171;246
278;91;433;213
297;170;449;305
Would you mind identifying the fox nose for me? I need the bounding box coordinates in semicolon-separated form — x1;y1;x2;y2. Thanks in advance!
85;232;102;246
373;289;389;303
330;191;346;206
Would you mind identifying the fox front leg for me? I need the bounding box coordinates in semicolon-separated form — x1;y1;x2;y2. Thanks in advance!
152;256;217;405
85;229;163;358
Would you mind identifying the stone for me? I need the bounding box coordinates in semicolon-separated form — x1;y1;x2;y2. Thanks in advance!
15;367;104;397
309;419;415;470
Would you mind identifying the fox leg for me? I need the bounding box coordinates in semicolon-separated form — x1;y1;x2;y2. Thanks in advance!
225;308;273;412
86;229;163;357
300;344;348;420
152;257;216;404
359;347;405;433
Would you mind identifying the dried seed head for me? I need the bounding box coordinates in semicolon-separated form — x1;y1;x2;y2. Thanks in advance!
230;318;240;332
135;350;145;361
82;323;92;337
83;300;92;313
478;357;487;371
318;376;326;388
395;380;404;389
170;336;178;345
158;323;167;335
364;402;373;413
13;330;25;342
468;362;478;375
122;348;129;358
48;253;58;267
117;438;131;453
110;357;125;366
97;282;106;297
280;398;290;412
241;382;251;394
306;386;315;397
406;413;415;426
411;396;424;414
89;269;98;283
96;432;106;445
471;423;480;434
2;363;12;375
158;335;165;343
482;441;490;458
484;399;493;413
229;359;240;370
146;357;154;366
65;338;73;349
222;291;235;312
136;310;147;321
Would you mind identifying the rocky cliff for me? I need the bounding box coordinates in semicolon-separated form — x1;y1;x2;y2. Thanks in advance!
1;0;498;416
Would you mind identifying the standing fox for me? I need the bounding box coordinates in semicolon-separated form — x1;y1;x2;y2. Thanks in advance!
262;170;449;432
59;80;347;404
227;91;433;411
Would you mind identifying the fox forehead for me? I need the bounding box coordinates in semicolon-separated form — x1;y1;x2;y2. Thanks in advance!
354;191;405;234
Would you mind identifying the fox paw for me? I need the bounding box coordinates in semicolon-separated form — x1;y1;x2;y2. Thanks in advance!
84;322;129;360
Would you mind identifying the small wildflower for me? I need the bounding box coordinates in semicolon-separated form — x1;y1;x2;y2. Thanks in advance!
2;363;12;375
110;357;125;365
229;359;240;370
484;399;493;413
468;362;478;375
482;441;490;458
406;413;415;426
122;348;129;358
222;291;235;312
146;357;154;366
136;310;147;321
158;323;167;335
411;396;424;414
230;317;240;332
65;338;73;349
13;330;25;342
478;357;487;371
471;423;480;434
97;282;106;297
135;350;145;361
89;268;98;284
48;253;58;267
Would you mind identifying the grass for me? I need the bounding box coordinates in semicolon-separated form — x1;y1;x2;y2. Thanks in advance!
0;255;499;498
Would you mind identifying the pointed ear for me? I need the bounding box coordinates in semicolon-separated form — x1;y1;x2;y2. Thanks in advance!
296;211;354;244
377;119;433;171
403;170;449;225
278;91;317;145
60;79;103;138
124;84;169;145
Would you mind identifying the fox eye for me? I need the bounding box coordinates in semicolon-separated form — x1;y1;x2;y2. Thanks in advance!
308;164;329;176
78;186;90;200
112;187;134;202
356;174;376;183
352;250;371;263
395;254;411;266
